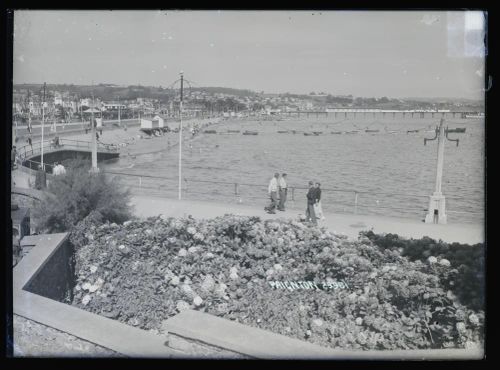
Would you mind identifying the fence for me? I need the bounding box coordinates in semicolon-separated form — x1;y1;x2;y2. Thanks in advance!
16;138;119;173
102;170;484;223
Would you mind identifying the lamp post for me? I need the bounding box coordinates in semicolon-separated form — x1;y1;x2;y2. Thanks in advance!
178;71;184;200
90;88;98;172
423;118;460;224
41;83;46;170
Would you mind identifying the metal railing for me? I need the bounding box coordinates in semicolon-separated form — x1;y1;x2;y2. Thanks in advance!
16;138;119;172
102;170;483;222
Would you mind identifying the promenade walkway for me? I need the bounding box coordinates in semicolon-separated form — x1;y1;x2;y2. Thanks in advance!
10;166;484;245
130;195;484;245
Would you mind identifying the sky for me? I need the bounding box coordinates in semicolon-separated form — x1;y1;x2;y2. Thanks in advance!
13;10;486;99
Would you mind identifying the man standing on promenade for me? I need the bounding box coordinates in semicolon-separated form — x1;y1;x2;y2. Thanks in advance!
314;182;325;221
266;172;280;214
305;181;317;225
278;173;288;211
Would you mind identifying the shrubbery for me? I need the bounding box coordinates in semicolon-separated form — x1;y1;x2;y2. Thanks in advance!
71;215;484;350
34;159;132;233
361;231;485;311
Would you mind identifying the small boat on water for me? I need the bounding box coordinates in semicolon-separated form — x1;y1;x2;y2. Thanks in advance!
407;129;420;134
365;129;379;133
227;129;241;133
291;130;297;134
312;131;323;135
243;130;258;135
345;130;359;134
277;130;289;133
204;130;217;134
447;128;466;133
331;131;342;134
303;132;313;136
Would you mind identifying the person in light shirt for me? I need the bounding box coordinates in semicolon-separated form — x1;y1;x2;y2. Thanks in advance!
52;162;61;176
265;172;280;214
305;181;317;225
278;173;288;211
52;162;66;176
313;182;325;221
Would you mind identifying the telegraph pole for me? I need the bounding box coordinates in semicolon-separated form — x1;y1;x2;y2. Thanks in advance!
41;83;46;169
423;118;460;224
90;85;98;172
178;71;184;200
118;96;121;127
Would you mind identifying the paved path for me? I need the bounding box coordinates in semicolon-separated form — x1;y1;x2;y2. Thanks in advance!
10;166;484;245
130;196;484;245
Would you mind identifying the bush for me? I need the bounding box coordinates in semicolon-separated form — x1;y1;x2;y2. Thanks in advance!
34;159;133;233
360;231;485;311
71;215;484;350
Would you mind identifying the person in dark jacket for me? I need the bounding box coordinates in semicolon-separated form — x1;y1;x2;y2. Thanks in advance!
278;173;288;211
314;182;325;220
305;181;317;225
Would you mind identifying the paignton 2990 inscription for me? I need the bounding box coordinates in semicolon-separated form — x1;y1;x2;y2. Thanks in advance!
269;280;350;291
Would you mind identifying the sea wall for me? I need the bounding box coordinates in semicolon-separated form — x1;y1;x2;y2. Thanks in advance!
23;237;75;303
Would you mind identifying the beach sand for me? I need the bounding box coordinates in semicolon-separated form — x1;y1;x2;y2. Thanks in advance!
42;117;225;157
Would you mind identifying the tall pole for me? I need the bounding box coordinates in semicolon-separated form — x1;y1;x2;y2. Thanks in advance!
118;96;121;126
424;118;447;224
79;97;83;127
41;83;46;169
434;118;446;195
27;90;32;138
91;86;98;172
178;71;184;200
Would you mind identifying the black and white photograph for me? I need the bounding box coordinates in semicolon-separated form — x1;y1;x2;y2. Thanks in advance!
8;9;486;359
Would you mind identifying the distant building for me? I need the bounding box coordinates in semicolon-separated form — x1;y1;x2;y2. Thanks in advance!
140;117;160;130
102;102;126;111
54;96;63;106
80;98;91;108
153;115;167;128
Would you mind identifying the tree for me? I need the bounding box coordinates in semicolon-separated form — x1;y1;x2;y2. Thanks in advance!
33;159;133;233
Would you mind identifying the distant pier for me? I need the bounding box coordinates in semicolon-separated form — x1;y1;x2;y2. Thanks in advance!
285;109;483;119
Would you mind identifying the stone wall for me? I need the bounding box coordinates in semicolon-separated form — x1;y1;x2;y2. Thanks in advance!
11;193;39;210
23;238;75;304
27;150;119;173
